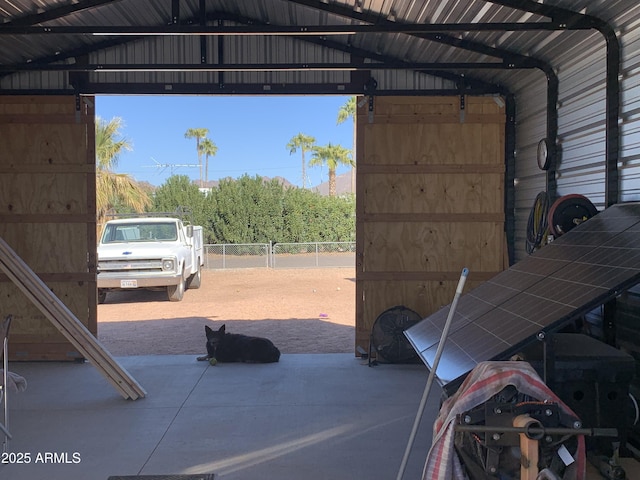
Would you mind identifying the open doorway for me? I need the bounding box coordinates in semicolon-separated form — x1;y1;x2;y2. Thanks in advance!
94;95;357;357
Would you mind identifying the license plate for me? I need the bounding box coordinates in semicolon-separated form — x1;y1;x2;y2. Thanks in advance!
121;279;138;288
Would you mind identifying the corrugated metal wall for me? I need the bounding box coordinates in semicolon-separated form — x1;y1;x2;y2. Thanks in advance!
510;12;640;262
554;32;607;207
510;69;548;262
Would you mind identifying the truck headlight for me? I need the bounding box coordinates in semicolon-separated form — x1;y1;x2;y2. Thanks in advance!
162;259;175;271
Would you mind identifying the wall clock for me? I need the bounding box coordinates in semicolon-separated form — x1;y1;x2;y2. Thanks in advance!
537;138;551;170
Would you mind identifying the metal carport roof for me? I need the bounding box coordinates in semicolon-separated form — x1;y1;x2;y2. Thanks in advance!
0;1;622;98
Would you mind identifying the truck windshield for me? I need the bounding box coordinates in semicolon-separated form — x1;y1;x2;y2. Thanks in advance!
101;222;178;243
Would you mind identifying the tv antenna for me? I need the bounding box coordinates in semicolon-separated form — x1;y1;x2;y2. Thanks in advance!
146;157;199;175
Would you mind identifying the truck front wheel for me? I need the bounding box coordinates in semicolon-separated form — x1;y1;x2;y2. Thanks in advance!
167;276;185;302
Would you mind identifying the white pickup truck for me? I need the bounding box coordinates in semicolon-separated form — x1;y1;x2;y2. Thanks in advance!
97;215;204;303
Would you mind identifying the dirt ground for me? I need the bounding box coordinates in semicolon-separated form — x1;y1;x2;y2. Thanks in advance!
97;268;356;356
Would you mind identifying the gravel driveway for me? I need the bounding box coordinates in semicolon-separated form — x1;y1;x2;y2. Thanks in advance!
97;268;356;356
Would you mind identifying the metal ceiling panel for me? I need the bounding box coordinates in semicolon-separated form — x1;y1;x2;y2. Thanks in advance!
0;0;603;92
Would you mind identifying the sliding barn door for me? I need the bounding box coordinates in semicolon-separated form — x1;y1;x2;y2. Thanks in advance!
0;96;97;360
355;96;506;354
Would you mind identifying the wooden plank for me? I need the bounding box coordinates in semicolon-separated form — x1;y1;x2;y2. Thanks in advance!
0;248;138;400
362;95;504;115
367;96;460;116
365;113;505;124
358;164;505;174
0;224;89;272
0;165;95;174
0;281;94;337
0;95;83;107
0;273;94;282
360;96;505;124
0;250;133;399
0;174;89;215
361;213;505;223
367;112;505;124
0;215;95;223
361;172;503;215
0;236;145;400
357;272;498;282
362;123;504;166
0;124;92;166
0;114;93;125
514;415;540;480
362;222;504;273
0;95;93;118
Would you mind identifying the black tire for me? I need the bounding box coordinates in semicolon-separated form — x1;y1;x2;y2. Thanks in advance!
167;275;185;302
187;264;202;289
98;289;107;304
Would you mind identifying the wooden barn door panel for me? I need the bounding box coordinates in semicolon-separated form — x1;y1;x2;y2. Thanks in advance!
0;96;97;361
355;96;506;353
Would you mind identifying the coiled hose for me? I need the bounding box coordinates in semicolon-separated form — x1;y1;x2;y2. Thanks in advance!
526;191;550;255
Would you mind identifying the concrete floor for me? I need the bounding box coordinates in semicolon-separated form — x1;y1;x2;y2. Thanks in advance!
0;354;438;480
4;354;638;480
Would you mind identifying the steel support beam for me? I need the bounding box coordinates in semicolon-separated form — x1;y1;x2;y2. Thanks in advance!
0;84;504;96
208;11;503;94
3;0;122;27
505;94;517;266
0;61;539;73
487;0;620;206
0;22;585;36
601;26;621;208
546;69;559;202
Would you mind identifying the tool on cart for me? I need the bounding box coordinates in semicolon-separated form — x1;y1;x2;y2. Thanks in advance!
422;334;633;480
423;361;589;479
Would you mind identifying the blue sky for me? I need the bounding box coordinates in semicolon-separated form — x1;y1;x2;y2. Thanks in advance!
96;95;355;188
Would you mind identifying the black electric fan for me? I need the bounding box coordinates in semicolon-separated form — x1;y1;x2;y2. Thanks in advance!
369;305;422;365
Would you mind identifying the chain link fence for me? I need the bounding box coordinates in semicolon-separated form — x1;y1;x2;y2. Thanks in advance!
271;242;355;268
204;242;355;269
204;244;270;269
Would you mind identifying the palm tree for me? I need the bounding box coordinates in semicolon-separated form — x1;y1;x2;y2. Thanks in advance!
184;128;209;187
287;133;316;189
96;116;151;229
309;143;354;197
337;96;357;193
199;137;218;186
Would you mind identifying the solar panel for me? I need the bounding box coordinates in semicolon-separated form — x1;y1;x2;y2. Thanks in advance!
405;202;640;395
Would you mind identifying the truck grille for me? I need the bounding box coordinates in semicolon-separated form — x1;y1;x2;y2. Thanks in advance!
98;259;164;272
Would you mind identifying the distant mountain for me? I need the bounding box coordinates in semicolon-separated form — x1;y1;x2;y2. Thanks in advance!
197;175;296;190
143;173;353;196
269;176;297;188
137;180;157;192
311;171;355;196
200;173;355;196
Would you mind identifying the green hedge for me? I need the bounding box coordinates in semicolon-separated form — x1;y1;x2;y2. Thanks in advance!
151;174;355;244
